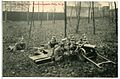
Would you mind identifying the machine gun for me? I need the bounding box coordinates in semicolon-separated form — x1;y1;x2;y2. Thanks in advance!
74;44;116;68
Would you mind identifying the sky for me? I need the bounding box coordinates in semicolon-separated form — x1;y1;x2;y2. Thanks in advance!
28;1;117;12
2;1;118;12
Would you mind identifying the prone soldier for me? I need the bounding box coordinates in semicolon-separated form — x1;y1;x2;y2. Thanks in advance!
8;36;26;52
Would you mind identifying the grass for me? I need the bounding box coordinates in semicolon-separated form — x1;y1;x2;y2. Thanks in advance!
3;18;117;77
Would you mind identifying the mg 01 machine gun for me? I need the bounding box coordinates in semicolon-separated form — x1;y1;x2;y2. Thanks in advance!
29;36;116;68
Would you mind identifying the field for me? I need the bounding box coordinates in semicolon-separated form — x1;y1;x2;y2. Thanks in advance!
3;18;118;77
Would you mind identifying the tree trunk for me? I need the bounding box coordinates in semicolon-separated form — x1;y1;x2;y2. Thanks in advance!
9;1;12;12
64;1;67;37
27;1;30;25
75;2;78;18
5;2;7;22
108;3;111;25
92;2;95;35
38;1;39;21
114;2;117;35
47;12;49;21
41;1;43;25
88;2;91;23
111;3;114;22
53;5;56;23
32;1;34;27
69;6;73;27
76;2;81;33
29;1;34;41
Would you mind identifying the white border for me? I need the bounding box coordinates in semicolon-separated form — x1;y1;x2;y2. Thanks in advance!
1;0;119;1
1;0;119;79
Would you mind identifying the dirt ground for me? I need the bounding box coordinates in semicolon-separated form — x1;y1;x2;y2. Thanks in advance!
3;18;118;77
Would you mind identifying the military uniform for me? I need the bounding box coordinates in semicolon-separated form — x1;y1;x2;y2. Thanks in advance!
48;36;58;48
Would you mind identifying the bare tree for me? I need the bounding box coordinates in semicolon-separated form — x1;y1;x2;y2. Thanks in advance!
76;2;81;33
92;2;95;34
40;1;44;25
69;6;73;27
64;1;67;37
27;1;30;25
68;5;73;22
32;1;34;27
110;2;114;22
88;2;91;23
4;2;8;22
9;1;12;12
114;2;117;35
38;1;39;21
108;2;111;25
29;1;34;43
75;2;78;18
53;4;56;23
47;11;49;21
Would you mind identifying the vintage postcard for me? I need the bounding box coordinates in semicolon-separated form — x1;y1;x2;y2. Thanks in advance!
2;0;118;78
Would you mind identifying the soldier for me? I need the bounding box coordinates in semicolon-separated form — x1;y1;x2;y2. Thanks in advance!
69;36;77;55
64;37;71;56
53;38;67;61
8;36;26;52
15;36;26;50
81;33;89;44
48;36;58;48
54;40;65;61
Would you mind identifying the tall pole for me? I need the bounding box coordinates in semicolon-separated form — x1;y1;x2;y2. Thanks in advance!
92;2;95;35
64;1;67;37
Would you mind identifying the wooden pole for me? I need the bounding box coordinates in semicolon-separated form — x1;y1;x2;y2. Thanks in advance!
64;1;67;37
92;2;95;35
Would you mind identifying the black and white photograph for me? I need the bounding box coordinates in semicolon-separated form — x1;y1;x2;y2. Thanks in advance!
2;0;118;77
